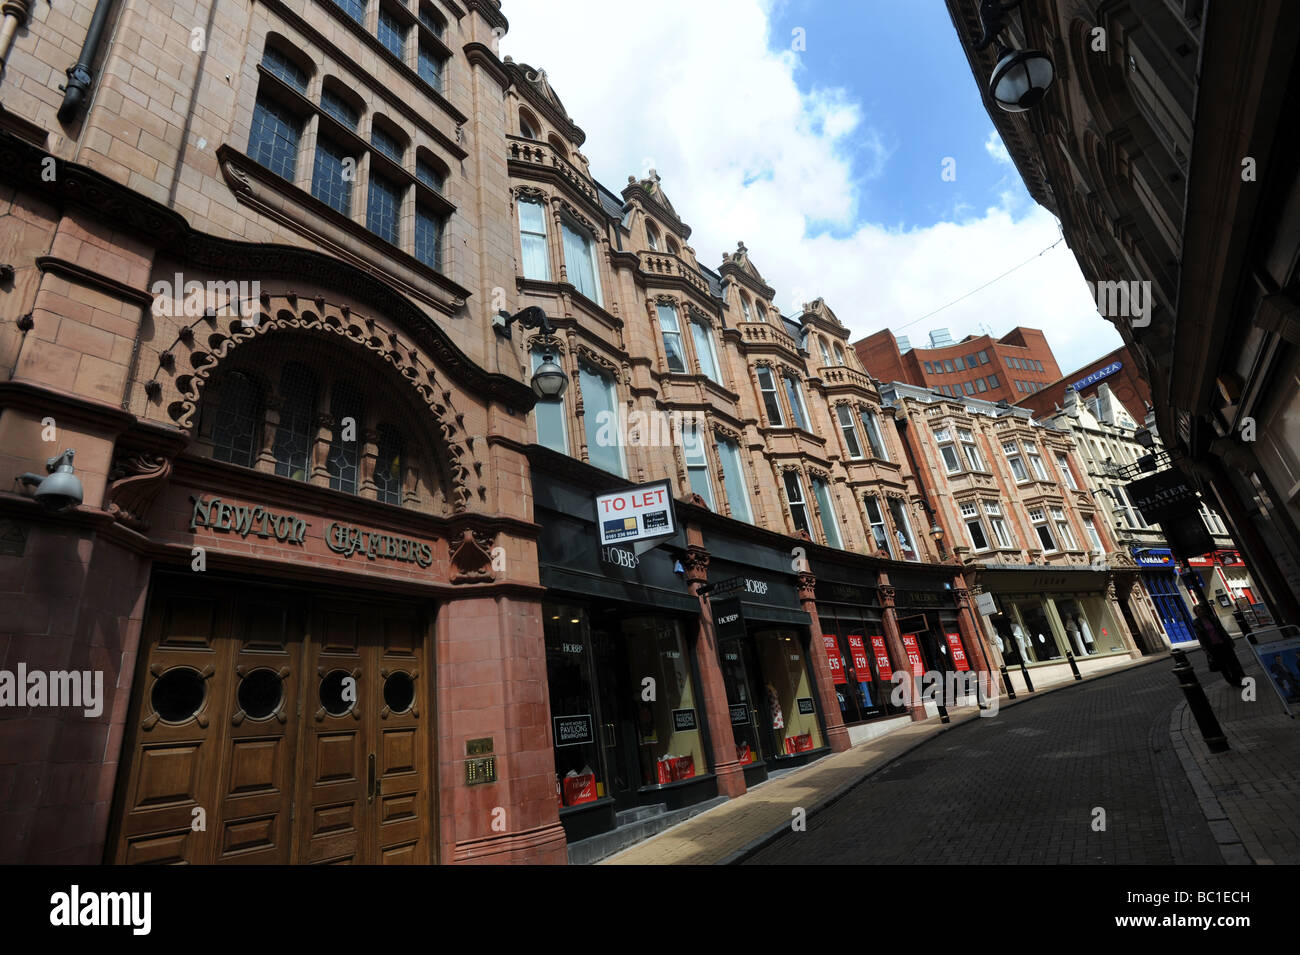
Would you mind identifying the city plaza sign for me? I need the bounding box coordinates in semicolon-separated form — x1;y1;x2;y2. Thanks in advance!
189;495;434;567
1073;361;1122;393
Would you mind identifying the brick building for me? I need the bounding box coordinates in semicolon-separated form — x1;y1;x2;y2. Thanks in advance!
854;326;1061;404
1013;345;1154;424
879;382;1144;684
0;0;996;865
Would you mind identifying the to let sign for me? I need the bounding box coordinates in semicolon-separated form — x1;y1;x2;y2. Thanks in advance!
595;480;675;546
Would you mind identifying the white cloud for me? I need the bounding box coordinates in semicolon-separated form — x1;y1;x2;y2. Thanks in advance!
985;129;1014;166
498;0;1123;374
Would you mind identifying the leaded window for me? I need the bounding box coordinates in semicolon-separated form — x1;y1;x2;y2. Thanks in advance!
273;363;318;481
210;372;263;468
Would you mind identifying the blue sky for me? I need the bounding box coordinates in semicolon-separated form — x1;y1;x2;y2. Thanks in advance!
500;0;1123;377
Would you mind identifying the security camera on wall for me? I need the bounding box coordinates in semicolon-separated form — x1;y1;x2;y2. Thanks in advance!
17;449;83;512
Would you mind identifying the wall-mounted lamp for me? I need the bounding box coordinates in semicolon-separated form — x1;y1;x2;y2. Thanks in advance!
975;0;1055;112
494;307;569;400
17;449;83;511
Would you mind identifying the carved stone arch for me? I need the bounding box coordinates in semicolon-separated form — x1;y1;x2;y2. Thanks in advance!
525;332;566;355
713;423;741;442
575;344;619;379
512;184;549;205
557;198;598;235
147;295;485;513
806;465;829;481
653;293;680;309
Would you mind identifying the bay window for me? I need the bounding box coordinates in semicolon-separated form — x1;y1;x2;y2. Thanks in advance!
1004;441;1029;482
1051;506;1078;549
1056;452;1079;489
863;496;892;555
783;375;810;430
579;364;624;477
518;198;550;280
683;423;715;510
531;349;568;453
783;471;811;536
561;219;602;304
985;501;1015;548
811;476;841;548
717;437;752;523
959;428;984;471
935;428;961;474
861;410;889;460
962;501;989;551
656;304;687;373
756;367;784;426
1029;507;1057;552
887;498;918;561
836;405;864;459
690;317;721;382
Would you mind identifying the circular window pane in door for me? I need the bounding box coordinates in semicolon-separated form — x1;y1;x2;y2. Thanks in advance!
151;668;206;723
237;669;284;720
319;670;356;716
383;671;415;713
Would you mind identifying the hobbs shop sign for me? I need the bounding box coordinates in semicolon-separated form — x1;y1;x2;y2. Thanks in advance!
595;480;675;546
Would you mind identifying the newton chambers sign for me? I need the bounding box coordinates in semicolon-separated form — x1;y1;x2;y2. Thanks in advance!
189;495;433;567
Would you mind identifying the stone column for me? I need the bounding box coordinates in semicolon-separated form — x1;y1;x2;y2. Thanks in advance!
1105;577;1143;658
878;574;925;722
952;577;1000;701
682;538;747;797
798;571;851;753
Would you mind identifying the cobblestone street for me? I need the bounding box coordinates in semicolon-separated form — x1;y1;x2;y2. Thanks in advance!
748;652;1235;865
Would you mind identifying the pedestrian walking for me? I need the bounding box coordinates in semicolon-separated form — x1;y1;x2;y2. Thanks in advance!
1193;603;1246;687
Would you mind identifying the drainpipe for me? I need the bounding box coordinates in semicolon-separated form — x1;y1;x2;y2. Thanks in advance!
0;0;32;77
57;0;117;123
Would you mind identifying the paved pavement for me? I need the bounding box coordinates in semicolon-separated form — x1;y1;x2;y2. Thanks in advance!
1171;639;1300;864
604;639;1300;866
748;652;1223;865
603;655;1158;864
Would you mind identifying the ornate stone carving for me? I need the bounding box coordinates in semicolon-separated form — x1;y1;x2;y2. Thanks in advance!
150;294;484;513
104;452;172;531
796;572;817;601
682;544;710;584
449;529;496;584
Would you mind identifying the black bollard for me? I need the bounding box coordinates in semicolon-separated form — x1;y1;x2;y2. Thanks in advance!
999;664;1017;700
1171;649;1229;753
1066;649;1083;681
1019;657;1035;693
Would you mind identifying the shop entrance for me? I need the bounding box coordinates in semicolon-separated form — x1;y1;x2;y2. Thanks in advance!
109;572;433;864
589;615;642;812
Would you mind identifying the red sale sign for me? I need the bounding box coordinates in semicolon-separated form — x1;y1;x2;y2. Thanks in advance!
847;635;871;678
869;635;892;681
901;634;924;677
945;632;971;671
823;635;847;684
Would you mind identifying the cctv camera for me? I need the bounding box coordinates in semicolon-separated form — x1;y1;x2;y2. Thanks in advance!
17;448;83;511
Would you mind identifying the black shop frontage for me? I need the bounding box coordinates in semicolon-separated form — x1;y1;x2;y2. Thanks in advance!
531;457;718;844
701;525;832;785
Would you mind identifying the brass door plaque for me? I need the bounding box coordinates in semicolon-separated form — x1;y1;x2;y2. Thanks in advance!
466;737;493;756
465;755;497;785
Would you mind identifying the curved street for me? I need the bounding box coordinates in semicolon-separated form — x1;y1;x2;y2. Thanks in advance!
748;655;1228;865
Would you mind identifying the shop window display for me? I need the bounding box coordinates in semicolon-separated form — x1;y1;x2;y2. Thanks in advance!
754;629;824;756
622;617;709;785
543;606;606;807
1007;599;1063;662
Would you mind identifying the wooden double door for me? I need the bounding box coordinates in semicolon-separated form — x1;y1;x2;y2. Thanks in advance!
110;573;434;864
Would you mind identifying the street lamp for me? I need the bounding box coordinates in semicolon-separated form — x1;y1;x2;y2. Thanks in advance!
974;0;1055;113
495;306;569;400
930;521;947;561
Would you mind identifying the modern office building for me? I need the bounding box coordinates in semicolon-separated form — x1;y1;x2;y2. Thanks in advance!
855;326;1062;404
